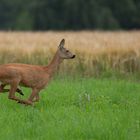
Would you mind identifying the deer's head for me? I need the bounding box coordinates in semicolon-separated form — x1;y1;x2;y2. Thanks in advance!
58;39;76;59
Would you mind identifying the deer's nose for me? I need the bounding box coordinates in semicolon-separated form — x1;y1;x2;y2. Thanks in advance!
71;55;76;58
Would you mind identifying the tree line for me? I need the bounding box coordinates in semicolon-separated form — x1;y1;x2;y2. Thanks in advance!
0;0;140;30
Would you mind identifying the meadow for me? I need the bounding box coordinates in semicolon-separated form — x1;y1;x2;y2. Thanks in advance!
0;31;140;140
0;78;140;140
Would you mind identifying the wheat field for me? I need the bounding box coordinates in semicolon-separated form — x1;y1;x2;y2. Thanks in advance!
0;31;140;77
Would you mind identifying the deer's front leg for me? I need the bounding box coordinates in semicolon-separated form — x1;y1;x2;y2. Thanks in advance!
33;93;40;102
28;88;40;103
18;88;40;105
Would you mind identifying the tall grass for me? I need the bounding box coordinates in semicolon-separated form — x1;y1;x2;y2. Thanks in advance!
0;31;140;78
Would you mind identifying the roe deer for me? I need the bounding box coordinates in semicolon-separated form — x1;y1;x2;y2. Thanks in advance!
0;39;75;105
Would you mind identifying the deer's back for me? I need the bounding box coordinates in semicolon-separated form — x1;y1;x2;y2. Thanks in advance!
0;63;49;88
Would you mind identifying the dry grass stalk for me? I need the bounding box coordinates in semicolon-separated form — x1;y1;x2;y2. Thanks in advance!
0;31;140;77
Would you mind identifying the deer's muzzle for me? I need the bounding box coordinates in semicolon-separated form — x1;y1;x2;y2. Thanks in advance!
71;55;76;59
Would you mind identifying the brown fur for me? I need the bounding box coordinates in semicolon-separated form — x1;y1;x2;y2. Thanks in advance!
0;39;75;105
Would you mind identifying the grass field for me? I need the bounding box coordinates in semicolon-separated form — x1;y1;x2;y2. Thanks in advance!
0;77;140;140
0;31;140;140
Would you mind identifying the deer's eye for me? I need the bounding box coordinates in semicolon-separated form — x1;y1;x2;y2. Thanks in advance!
66;50;69;52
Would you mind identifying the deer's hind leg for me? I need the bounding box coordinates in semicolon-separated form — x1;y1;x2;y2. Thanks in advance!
0;84;24;95
8;81;31;105
8;81;21;101
0;84;6;92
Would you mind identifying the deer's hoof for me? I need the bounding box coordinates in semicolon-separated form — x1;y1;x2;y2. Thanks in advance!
17;100;33;106
26;100;33;106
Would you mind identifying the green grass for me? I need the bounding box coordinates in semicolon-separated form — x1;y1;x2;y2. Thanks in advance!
0;77;140;140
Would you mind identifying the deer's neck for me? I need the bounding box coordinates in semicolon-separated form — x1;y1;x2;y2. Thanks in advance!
45;52;63;76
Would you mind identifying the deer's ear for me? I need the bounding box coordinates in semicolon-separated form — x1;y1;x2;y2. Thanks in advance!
59;39;65;49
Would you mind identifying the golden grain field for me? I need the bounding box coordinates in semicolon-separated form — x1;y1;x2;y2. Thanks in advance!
0;31;140;77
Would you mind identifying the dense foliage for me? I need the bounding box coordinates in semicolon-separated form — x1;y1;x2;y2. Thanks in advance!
0;0;140;30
